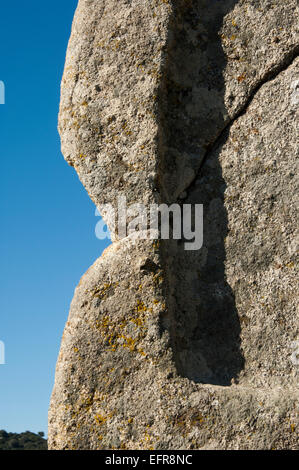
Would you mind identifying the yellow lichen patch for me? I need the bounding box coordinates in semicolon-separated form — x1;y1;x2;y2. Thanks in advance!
286;261;294;269
141;429;155;450
108;336;117;352
90;282;118;300
93;390;107;403
237;73;246;83
137;348;146;357
94;414;107;425
191;413;206;426
94;410;115;427
95;315;110;330
82;397;93;408
136;300;147;312
97;40;107;49
94;298;150;356
121;335;137;352
175;416;186;429
73;347;83;361
121;121;133;137
130;316;145;328
126;162;143;173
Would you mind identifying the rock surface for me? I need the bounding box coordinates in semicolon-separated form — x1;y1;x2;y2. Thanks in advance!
49;0;299;449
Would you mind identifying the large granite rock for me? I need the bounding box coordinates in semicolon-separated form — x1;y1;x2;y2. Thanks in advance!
49;0;299;449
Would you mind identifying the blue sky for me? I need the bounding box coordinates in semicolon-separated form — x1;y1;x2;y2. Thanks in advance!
0;1;110;435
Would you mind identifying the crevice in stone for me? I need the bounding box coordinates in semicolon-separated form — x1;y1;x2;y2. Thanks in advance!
185;46;299;197
159;30;298;385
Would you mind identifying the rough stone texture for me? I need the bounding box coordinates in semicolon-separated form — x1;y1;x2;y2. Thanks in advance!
49;0;299;449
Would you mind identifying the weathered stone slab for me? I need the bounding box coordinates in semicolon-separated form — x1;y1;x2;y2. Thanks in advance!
49;0;299;449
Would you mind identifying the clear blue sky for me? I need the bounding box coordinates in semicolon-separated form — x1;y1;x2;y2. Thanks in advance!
0;1;110;435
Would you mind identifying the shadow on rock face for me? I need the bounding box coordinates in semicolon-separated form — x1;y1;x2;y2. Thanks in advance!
158;0;244;386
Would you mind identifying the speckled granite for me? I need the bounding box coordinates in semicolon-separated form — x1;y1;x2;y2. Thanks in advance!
49;0;299;449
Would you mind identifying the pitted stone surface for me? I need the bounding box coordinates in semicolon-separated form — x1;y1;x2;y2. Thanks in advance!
49;0;299;449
